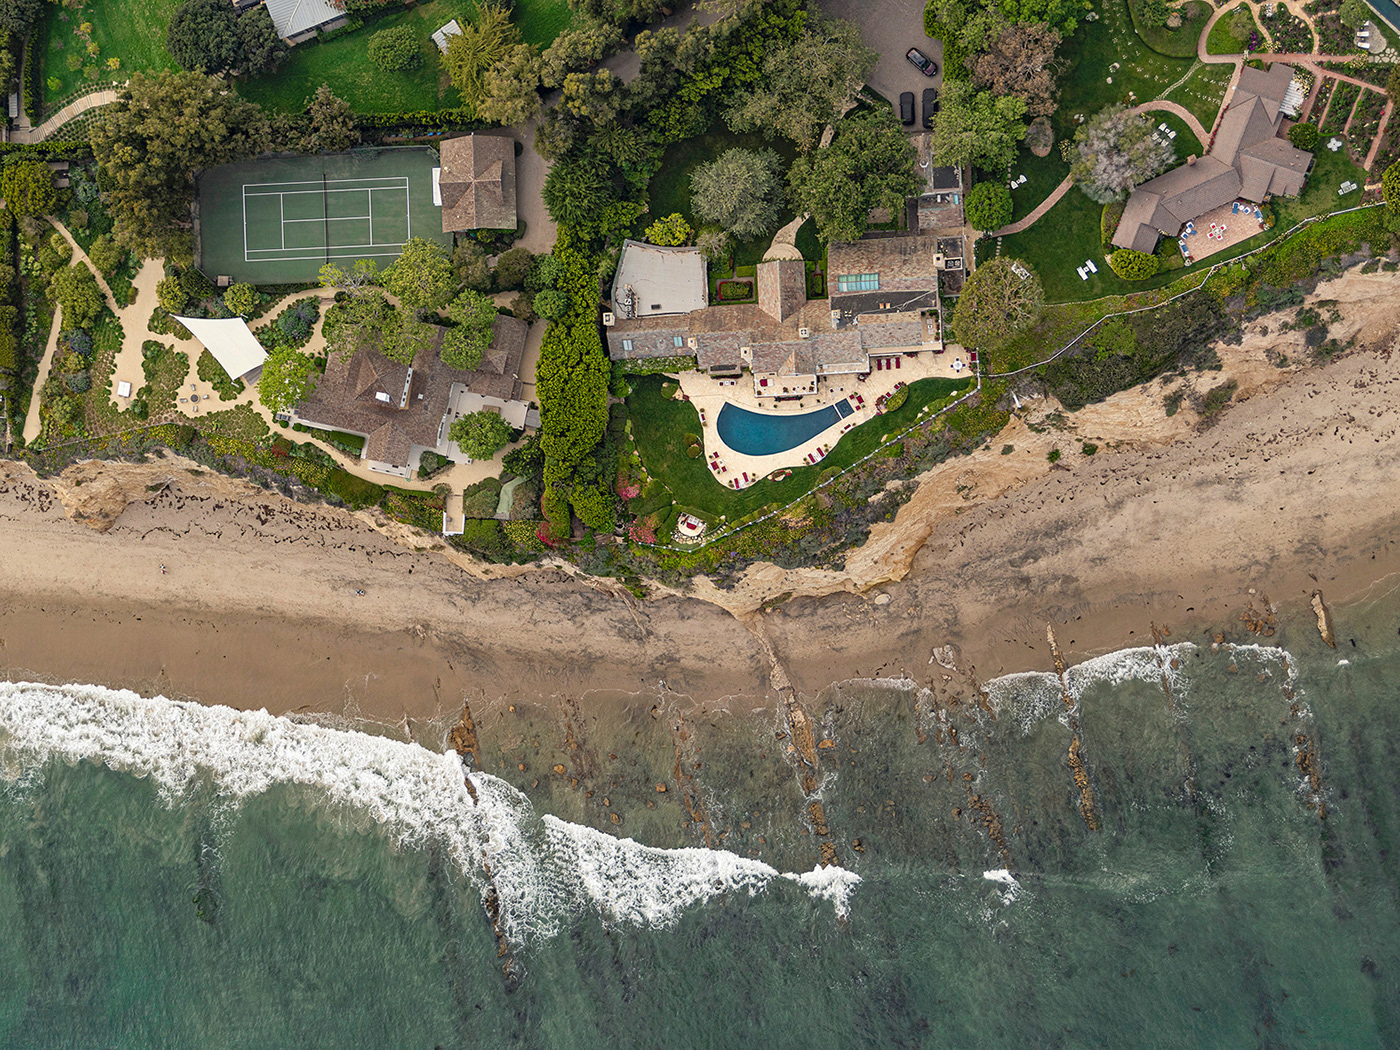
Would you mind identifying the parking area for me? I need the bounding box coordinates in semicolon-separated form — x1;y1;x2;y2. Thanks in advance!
817;0;942;132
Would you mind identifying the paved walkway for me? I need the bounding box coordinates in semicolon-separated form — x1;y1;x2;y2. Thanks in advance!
27;89;119;141
762;213;810;261
20;307;62;444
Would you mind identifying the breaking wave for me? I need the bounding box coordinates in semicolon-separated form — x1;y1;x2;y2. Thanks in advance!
0;681;859;947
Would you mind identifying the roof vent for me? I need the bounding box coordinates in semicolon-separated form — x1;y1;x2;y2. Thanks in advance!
798;327;811;339
602;312;616;326
687;336;698;349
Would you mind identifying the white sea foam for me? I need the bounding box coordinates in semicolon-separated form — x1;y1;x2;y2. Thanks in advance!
983;644;1197;734
982;868;1023;904
0;681;858;945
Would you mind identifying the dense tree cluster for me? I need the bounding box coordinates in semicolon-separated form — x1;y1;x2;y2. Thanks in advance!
368;25;421;71
450;411;514;459
691;148;785;241
257;347;317;413
92;71;270;262
0;160;56;216
965;181;1013;232
788;110;921;244
167;0;286;77
930;79;1029;169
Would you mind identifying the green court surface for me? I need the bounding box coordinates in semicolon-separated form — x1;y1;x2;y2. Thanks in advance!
196;148;449;284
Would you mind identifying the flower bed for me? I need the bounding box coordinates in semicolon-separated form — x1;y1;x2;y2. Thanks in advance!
1267;10;1314;53
1310;77;1334;125
1349;89;1388;166
1321;80;1360;135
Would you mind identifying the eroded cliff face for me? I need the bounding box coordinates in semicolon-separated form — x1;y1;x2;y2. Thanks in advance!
8;266;1398;617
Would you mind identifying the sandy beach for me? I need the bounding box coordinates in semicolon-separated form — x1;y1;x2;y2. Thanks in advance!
3;268;1399;721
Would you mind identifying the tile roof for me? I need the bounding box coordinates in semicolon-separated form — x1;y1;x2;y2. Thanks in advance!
439;135;517;232
756;259;806;322
295;315;527;469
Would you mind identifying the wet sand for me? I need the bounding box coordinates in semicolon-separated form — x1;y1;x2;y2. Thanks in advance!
3;277;1400;717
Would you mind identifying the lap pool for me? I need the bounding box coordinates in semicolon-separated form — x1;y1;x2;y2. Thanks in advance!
716;399;854;457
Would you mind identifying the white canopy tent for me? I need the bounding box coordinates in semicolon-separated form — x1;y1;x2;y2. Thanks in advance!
173;316;268;382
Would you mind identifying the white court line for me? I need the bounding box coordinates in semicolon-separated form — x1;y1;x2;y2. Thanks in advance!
241;177;409;191
246;244;408;261
282;215;371;223
279;194;284;250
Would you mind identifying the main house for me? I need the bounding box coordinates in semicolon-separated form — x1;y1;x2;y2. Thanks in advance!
291;315;535;478
604;165;967;397
1113;63;1311;253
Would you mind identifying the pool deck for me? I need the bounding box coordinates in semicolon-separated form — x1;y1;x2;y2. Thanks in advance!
675;350;974;487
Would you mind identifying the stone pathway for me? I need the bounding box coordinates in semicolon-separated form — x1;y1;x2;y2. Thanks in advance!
27;89;119;141
762;213;810;262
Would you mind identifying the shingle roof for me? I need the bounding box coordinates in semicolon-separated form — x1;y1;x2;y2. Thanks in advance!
1112;63;1311;251
439;135;517;232
757;259;806;322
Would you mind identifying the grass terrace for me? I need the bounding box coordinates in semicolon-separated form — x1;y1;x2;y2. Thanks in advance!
1131;0;1213;56
625;373;972;522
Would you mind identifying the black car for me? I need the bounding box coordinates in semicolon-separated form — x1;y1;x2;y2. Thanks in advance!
922;88;939;128
906;47;939;77
899;91;915;125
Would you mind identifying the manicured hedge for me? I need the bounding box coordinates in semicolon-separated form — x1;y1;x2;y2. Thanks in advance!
1109;248;1160;280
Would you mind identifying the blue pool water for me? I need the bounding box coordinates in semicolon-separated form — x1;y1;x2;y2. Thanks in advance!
716;399;853;456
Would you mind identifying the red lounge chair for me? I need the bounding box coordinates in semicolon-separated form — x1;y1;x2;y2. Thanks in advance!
895;357;901;368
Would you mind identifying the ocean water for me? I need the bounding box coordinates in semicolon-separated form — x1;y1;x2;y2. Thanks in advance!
1;612;1398;1047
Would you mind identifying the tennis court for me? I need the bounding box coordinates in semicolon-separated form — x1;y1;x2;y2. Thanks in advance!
197;148;450;284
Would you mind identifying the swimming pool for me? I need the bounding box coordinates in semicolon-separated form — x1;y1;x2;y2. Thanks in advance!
716;399;854;456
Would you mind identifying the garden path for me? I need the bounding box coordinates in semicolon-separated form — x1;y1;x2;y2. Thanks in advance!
20;307;62;445
762;213;810;262
513;117;557;254
990;101;1209;238
28;90;120;142
1363;101;1394;172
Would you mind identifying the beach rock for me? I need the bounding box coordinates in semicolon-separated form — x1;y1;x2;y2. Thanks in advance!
1311;591;1336;648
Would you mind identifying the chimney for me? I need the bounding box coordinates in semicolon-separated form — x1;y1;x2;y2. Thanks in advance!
1187;154;1197;165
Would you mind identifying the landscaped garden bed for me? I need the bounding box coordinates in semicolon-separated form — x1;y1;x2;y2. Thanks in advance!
1320;80;1360;135
716;279;754;301
1348;89;1388;166
1265;10;1314;53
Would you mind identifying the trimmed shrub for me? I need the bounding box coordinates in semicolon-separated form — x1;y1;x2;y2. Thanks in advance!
1109;248;1159;280
884;385;909;412
367;25;421;71
1288;122;1319;150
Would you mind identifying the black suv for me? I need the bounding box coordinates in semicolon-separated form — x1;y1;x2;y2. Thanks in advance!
899;92;915;125
906;47;938;77
922;88;939;128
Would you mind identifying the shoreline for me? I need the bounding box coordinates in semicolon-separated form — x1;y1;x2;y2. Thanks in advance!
4;274;1400;722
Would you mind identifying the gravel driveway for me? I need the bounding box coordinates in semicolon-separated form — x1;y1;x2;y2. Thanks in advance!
817;0;943;131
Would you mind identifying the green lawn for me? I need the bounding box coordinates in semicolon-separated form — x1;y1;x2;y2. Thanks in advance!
517;0;576;48
1150;107;1206;157
647;126;800;267
1276;144;1368;226
1131;0;1212;57
626;373;973;521
1206;6;1262;55
39;0;180;107
238;0;479;114
1003;147;1071;224
1165;61;1233;130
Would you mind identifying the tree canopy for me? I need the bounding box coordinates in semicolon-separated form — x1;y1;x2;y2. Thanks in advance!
951;256;1044;351
443;3;520;109
787;110;920;244
930;80;1028;170
49;264;105;329
965;181;1013;232
691;148;785;241
257;347;317;413
223;282;259;316
643;213;692;246
0;0;42;35
970;24;1060;118
0;160;56;216
441;289;498;370
725;15;877;149
92;71;269;261
301;85;360;154
167;0;285;76
996;0;1090;35
381;238;456;312
477;44;545;126
450;410;513;459
1070;104;1174;204
1382;160;1400;213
